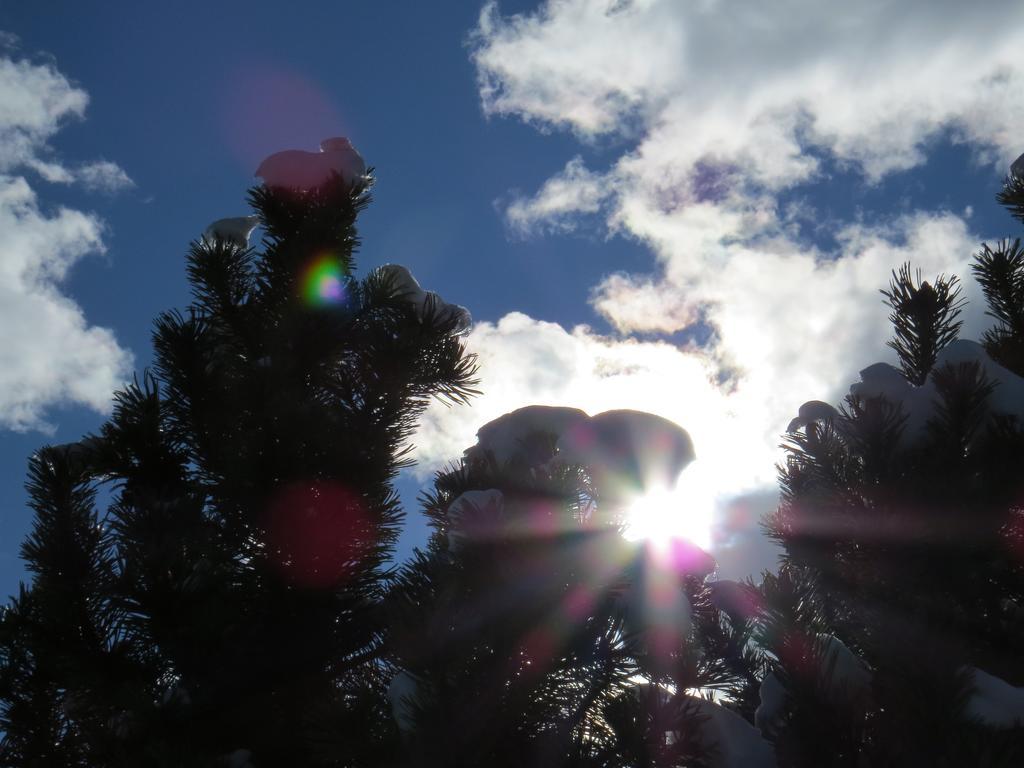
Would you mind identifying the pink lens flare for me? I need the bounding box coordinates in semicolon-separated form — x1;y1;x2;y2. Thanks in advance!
219;61;350;176
263;480;368;588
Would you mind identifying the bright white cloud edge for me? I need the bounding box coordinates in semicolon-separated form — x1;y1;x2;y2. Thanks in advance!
0;39;133;431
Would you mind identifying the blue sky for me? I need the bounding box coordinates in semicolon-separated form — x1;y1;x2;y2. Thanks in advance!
1;0;1022;598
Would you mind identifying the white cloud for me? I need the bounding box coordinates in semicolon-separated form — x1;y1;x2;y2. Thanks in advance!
428;0;1024;576
0;54;88;172
506;156;607;235
472;0;685;136
0;42;133;431
416;313;736;473
0;45;133;191
413;313;781;573
590;273;697;334
472;0;1024;181
76;160;134;193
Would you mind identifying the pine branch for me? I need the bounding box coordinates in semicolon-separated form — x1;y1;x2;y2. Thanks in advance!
997;171;1024;226
973;238;1024;375
881;263;965;385
925;360;997;460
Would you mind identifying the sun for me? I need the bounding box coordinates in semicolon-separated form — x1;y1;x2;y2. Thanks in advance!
623;463;716;549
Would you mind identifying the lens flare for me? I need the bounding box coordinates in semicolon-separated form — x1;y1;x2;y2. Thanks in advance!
264;480;367;588
219;62;348;175
301;253;348;307
624;463;716;549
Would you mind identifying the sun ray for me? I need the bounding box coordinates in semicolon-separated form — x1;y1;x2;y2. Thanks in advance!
623;462;716;549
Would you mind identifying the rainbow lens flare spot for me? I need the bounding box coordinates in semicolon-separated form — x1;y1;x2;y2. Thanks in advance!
301;253;348;306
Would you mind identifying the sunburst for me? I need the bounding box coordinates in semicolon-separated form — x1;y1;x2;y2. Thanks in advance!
623;462;716;549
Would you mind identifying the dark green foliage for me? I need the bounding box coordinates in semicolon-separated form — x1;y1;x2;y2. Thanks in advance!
762;183;1024;766
974;172;1024;375
7;154;1024;768
0;171;477;767
996;171;1024;226
880;264;964;385
973;239;1024;376
387;434;766;767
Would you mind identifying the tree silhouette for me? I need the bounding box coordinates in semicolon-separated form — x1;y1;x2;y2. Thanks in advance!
881;264;965;385
761;170;1024;766
386;408;773;767
6;143;1024;768
0;160;477;767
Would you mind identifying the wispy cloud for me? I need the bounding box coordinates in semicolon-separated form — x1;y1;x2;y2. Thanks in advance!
0;37;133;431
506;156;606;235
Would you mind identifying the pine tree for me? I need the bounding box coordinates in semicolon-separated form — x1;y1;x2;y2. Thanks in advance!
760;168;1024;766
386;408;772;767
973;238;1024;377
880;265;965;385
0;149;477;767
